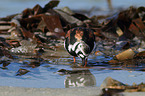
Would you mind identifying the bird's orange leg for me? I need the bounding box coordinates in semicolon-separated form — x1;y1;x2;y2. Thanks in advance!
73;56;76;63
84;58;88;67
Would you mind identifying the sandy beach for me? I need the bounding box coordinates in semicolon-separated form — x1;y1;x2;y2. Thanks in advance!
0;86;101;96
0;86;145;96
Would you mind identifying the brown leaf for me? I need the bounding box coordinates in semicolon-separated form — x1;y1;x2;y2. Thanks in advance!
20;15;41;31
72;13;89;21
129;22;140;36
20;27;34;39
41;15;63;32
2;61;10;68
122;41;130;49
43;0;60;11
32;4;43;15
22;8;33;18
28;61;41;68
41;15;65;37
133;18;145;32
16;68;30;76
101;19;119;39
1;47;13;59
128;18;145;41
37;19;47;32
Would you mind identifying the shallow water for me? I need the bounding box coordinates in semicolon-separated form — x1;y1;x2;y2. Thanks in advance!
0;54;145;88
0;0;145;89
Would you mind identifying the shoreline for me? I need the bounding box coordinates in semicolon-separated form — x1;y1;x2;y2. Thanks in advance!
0;86;145;96
0;86;101;96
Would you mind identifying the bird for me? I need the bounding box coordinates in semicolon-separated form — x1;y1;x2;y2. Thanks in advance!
64;27;96;67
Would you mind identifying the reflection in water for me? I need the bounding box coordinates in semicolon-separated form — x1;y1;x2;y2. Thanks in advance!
64;70;96;88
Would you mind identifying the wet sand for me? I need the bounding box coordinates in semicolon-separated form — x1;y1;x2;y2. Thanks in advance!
0;86;145;96
0;86;101;96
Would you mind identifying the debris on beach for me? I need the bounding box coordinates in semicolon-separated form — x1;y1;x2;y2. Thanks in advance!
16;68;30;76
0;0;144;75
100;76;145;95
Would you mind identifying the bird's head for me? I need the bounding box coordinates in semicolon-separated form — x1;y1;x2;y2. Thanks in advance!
76;41;90;65
78;42;90;56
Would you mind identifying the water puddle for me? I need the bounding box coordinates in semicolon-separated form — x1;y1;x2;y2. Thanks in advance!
0;52;145;88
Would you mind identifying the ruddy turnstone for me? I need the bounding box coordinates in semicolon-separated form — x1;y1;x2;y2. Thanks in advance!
64;27;95;66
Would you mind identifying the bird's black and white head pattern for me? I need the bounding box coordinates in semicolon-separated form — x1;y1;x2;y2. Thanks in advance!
67;40;90;59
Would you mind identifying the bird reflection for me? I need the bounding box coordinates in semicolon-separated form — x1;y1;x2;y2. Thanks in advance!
63;69;96;88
